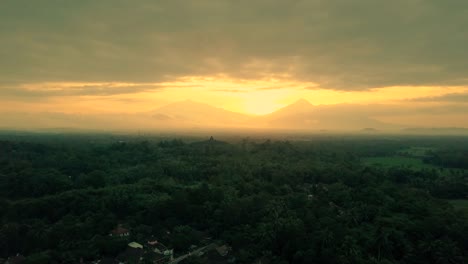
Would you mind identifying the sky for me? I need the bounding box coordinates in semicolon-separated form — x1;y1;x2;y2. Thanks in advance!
1;0;467;129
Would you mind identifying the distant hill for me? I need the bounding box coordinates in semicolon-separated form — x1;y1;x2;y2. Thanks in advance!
3;100;465;134
251;99;314;127
149;99;399;132
149;100;251;128
266;99;314;118
361;128;379;132
253;100;395;131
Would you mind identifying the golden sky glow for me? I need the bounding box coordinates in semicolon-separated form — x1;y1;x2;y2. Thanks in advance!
1;1;468;130
3;77;466;116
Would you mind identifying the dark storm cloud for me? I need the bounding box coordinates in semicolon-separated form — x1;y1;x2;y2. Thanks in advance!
1;0;468;91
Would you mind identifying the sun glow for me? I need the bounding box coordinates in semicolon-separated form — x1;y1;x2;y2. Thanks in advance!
2;76;467;117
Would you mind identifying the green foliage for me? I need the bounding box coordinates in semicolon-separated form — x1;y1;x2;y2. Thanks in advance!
0;135;467;263
363;156;437;169
171;225;201;251
23;252;51;264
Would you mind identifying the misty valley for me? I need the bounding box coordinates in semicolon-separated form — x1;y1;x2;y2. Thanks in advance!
0;133;467;264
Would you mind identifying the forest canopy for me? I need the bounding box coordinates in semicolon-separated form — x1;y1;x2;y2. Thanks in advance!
0;133;467;264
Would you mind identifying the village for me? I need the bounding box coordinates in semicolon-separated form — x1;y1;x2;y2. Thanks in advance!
104;224;232;264
3;225;232;264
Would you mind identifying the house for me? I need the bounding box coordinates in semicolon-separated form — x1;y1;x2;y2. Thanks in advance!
128;242;143;249
109;224;130;237
151;248;173;263
147;240;158;246
147;240;172;256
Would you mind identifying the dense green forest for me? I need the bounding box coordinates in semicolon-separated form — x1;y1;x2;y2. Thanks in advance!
0;133;467;264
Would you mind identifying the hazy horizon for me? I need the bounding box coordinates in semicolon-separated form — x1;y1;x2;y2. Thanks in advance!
1;98;468;135
1;1;467;132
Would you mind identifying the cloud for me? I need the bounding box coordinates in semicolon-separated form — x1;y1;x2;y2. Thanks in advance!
0;82;166;99
409;93;468;103
213;89;248;93
311;102;468;117
1;0;468;90
213;84;298;92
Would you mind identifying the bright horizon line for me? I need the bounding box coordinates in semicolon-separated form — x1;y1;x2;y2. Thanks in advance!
2;78;467;116
156;98;314;116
